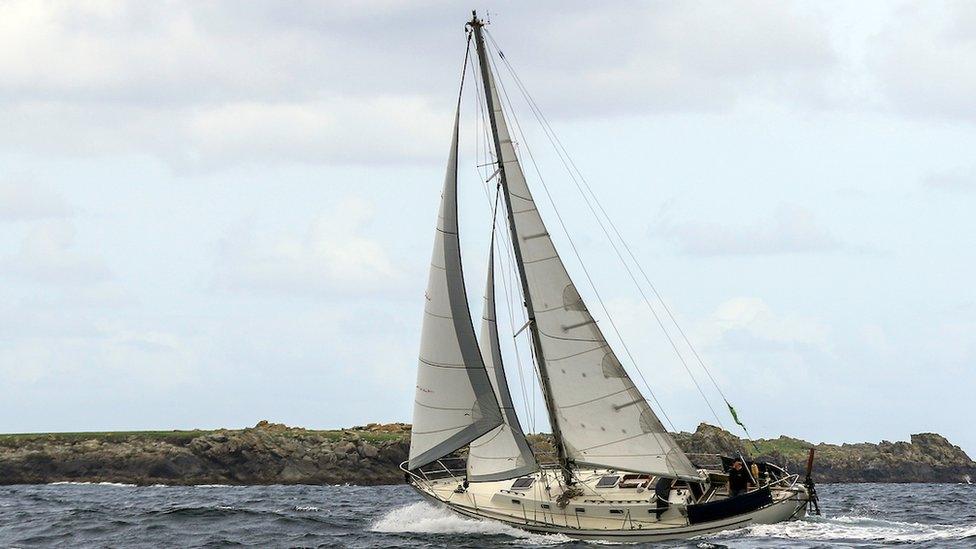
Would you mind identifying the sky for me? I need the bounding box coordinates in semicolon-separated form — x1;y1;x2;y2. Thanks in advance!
1;1;974;455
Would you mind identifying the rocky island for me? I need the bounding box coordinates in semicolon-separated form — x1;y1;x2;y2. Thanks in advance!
1;421;973;486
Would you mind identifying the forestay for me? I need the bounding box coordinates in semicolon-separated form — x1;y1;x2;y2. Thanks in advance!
481;56;700;480
408;105;504;471
466;237;539;481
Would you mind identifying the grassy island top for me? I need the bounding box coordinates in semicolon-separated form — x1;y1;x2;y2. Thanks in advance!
0;421;411;447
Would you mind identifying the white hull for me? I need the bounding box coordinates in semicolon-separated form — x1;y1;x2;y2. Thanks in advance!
408;467;809;543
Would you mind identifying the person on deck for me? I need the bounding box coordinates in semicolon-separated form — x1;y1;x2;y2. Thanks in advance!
727;458;753;497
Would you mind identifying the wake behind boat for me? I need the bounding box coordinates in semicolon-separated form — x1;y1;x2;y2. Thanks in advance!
402;12;815;542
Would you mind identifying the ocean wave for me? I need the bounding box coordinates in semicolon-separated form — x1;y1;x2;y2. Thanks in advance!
152;505;267;519
717;514;976;543
370;501;570;545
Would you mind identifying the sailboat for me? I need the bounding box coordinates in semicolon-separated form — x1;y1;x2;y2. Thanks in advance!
402;12;813;542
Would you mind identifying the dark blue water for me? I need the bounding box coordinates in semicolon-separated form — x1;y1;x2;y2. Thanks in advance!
1;483;974;547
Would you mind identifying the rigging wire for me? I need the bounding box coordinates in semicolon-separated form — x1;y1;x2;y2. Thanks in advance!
484;30;731;431
466;45;540;433
481;38;681;434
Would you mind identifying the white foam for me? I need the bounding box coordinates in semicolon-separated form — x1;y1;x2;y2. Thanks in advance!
371;501;570;545
716;515;976;543
295;505;321;512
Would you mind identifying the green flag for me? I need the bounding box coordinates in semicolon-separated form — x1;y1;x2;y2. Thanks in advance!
726;400;761;452
726;401;745;429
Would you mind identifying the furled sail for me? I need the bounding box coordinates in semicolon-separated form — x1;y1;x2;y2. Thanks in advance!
466;236;539;481
408;106;504;471
480;54;699;480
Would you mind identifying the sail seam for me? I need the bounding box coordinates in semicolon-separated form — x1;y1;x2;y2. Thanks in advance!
542;344;610;362
521;255;559;265
411;424;474;435
556;387;633;409
535;330;605;344
422;310;454;320
413;401;481;412
418;357;482;369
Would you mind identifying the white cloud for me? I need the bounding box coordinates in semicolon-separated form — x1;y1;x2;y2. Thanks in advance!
0;1;457;168
6;0;974;174
922;167;976;193
689;297;832;397
182;97;450;168
215;196;400;295
698;297;830;349
657;204;842;256
517;1;838;115
0;1;843;169
870;1;976;122
0;320;198;389
0;180;72;221
1;220;110;285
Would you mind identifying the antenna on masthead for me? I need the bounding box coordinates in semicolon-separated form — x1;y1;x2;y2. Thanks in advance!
467;10;484;30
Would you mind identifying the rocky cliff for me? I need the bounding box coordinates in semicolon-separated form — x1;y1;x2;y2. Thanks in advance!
0;421;409;486
673;424;976;483
1;421;973;486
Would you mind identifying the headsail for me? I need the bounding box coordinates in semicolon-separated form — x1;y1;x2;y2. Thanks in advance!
466;234;539;482
408;103;504;471
474;35;699;480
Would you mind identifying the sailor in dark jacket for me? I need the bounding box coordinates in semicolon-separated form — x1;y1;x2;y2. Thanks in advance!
727;459;753;497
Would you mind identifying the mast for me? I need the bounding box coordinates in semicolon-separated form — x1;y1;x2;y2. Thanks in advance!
468;12;572;483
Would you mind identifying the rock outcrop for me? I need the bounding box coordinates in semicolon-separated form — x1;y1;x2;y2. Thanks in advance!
1;421;973;485
0;422;408;486
747;430;976;483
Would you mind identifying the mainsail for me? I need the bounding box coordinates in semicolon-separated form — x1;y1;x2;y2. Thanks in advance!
466;236;539;481
408;104;504;471
474;34;699;480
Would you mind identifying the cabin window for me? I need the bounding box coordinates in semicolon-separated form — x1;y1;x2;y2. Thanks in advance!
609;509;623;515
575;508;585;513
541;504;550;509
510;477;534;490
595;475;619;488
511;499;521;505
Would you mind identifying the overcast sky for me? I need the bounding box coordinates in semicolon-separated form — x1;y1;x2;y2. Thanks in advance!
1;1;974;455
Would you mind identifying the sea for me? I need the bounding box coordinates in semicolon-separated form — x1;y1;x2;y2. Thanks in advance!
1;483;974;548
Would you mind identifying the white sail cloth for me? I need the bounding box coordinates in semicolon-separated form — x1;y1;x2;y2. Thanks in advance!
482;58;699;480
408;106;504;471
466;238;539;482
